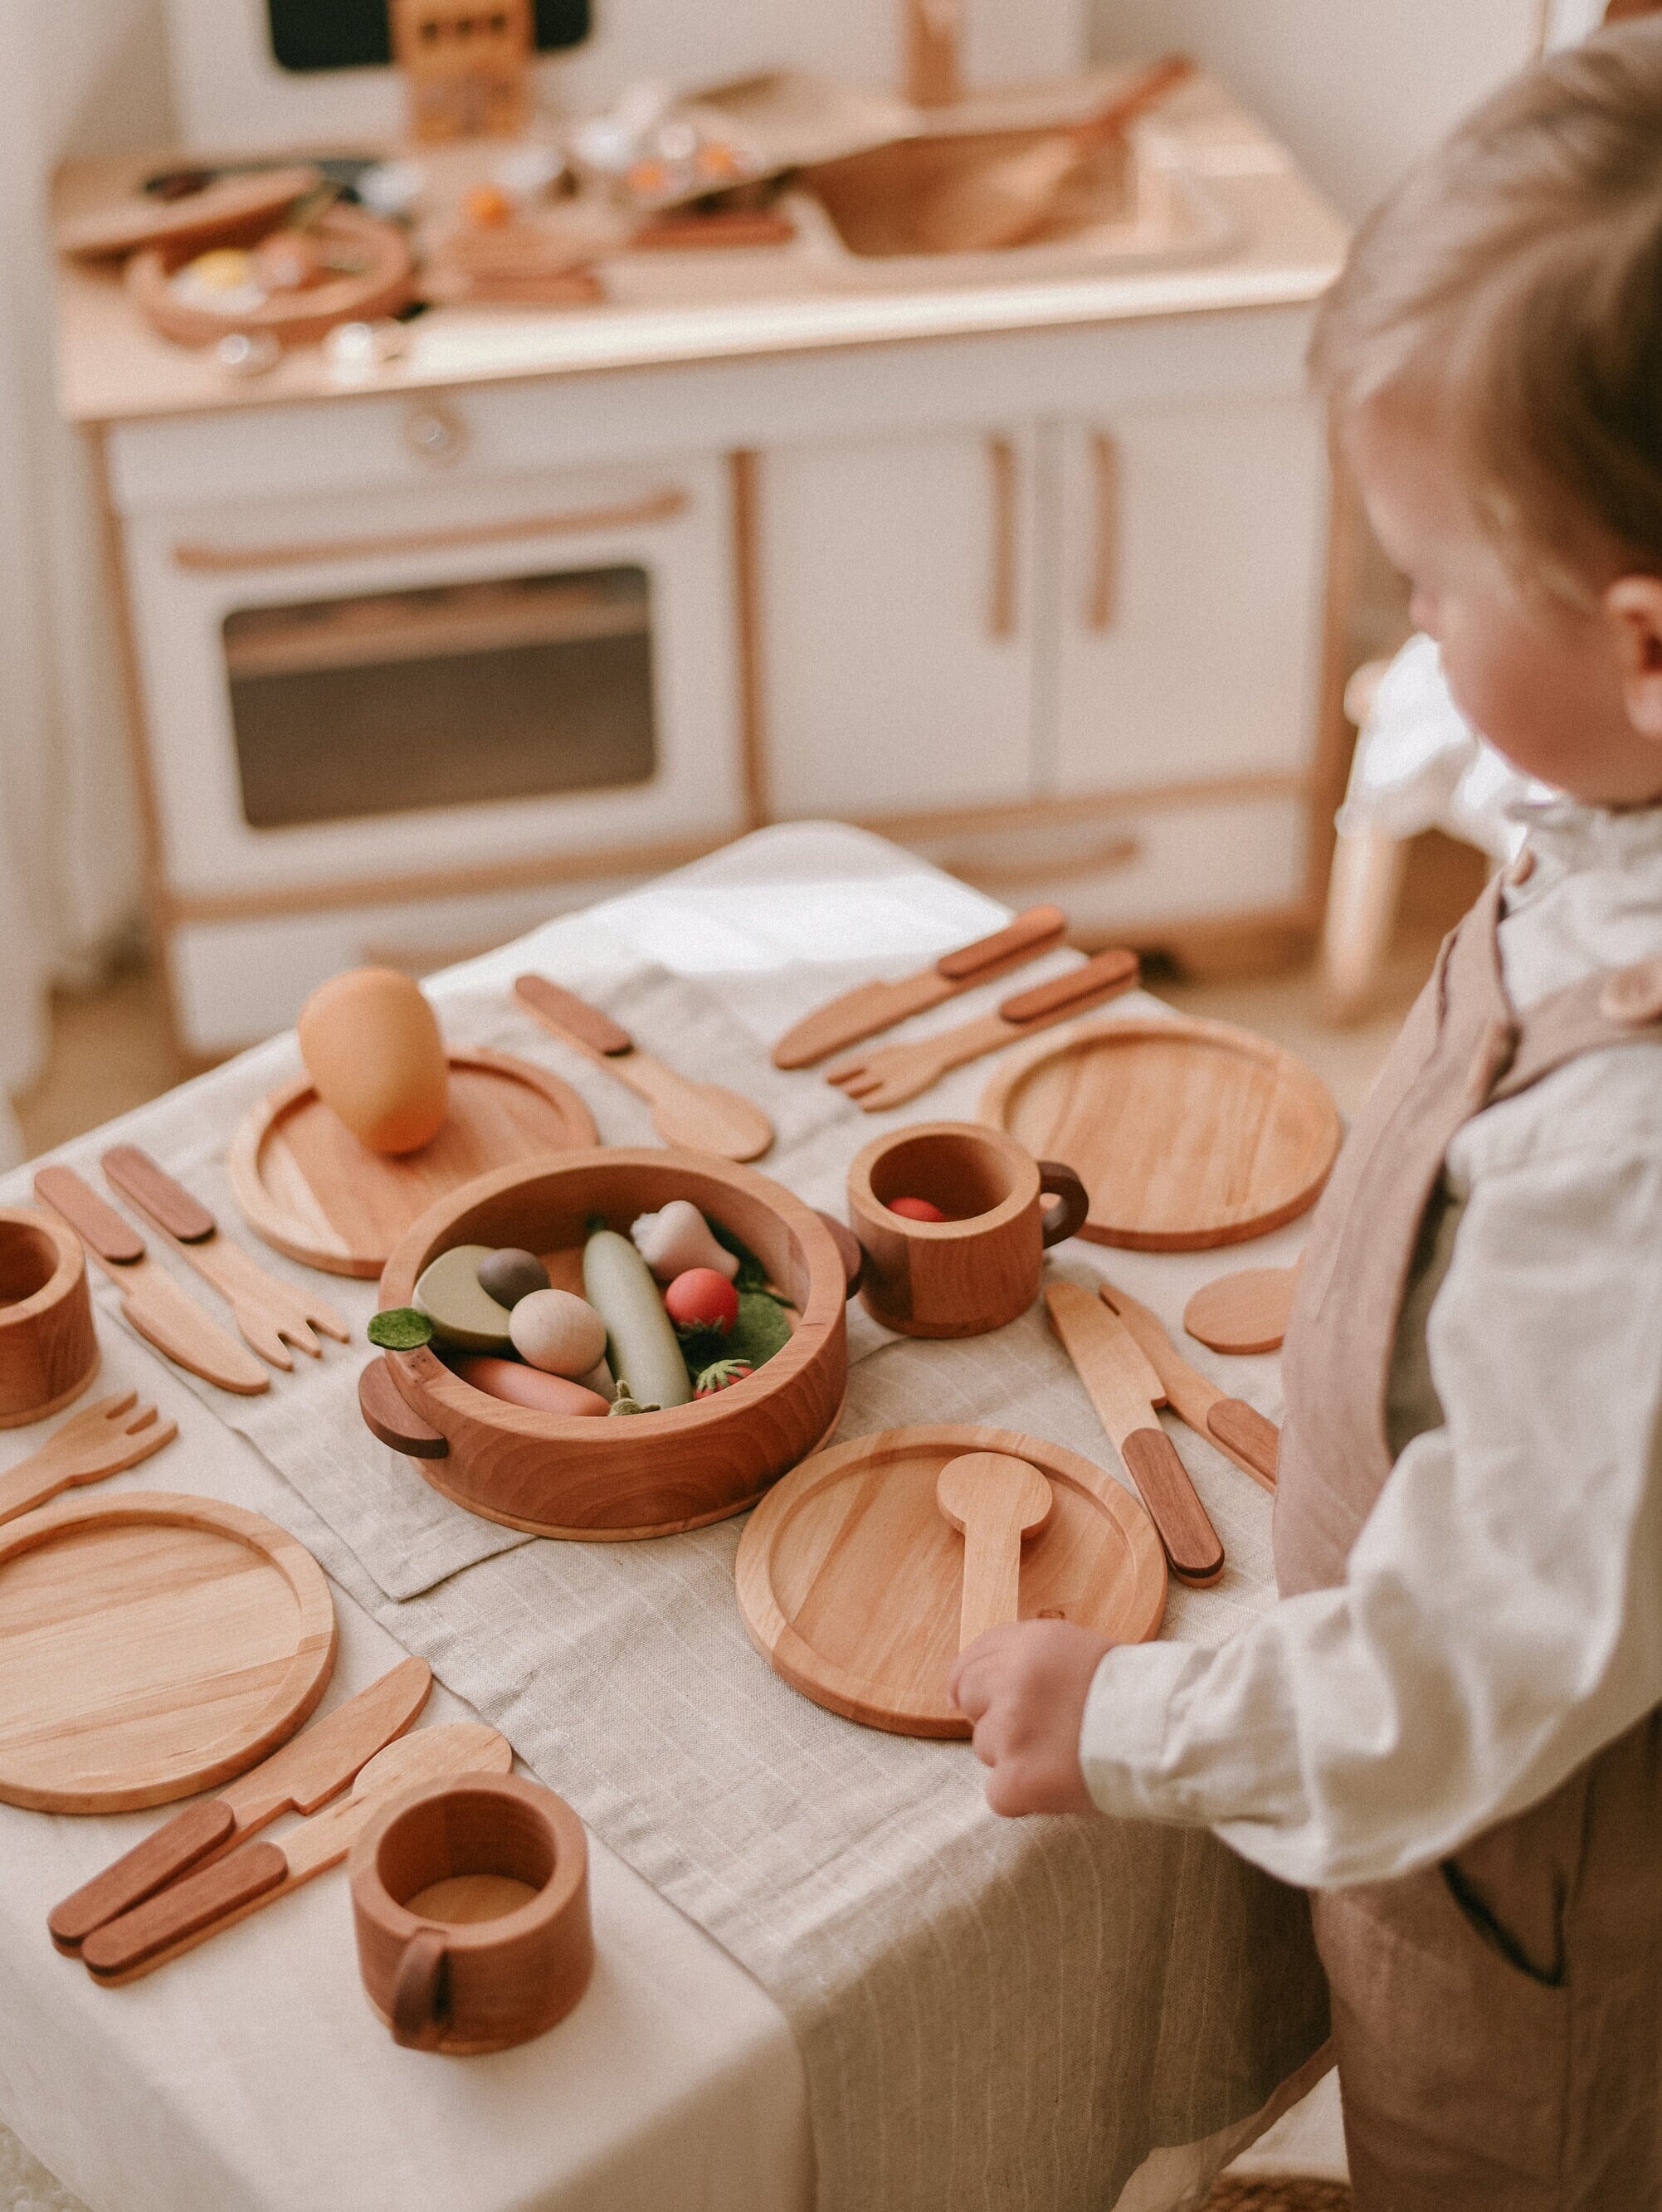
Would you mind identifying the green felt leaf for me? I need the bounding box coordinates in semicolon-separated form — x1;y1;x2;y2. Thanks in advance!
367;1307;433;1351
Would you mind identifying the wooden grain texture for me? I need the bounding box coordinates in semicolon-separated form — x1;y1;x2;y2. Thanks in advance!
0;1208;100;1428
0;1491;334;1815
0;1393;176;1527
980;1012;1340;1250
1183;1264;1299;1354
373;1150;850;1540
935;1452;1055;1649
227;1049;598;1279
735;1423;1167;1737
1096;1279;1279;1493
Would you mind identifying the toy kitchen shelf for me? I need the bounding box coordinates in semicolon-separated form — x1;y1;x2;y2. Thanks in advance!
52;69;1350;1059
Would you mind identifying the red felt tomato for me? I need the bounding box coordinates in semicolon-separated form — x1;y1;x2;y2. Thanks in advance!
886;1196;947;1222
664;1268;739;1334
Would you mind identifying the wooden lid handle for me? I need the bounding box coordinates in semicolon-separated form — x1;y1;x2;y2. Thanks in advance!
49;1798;236;1954
513;975;633;1056
101;1146;216;1243
998;948;1138;1026
936;904;1067;981
360;1358;449;1459
813;1211;865;1298
81;1839;288;1978
33;1165;144;1265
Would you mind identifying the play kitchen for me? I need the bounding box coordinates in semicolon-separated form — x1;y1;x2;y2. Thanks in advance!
51;0;1348;1059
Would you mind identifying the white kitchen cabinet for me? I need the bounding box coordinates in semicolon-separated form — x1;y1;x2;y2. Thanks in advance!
758;427;1041;818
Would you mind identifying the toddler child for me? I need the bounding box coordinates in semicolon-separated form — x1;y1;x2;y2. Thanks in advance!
949;25;1662;2208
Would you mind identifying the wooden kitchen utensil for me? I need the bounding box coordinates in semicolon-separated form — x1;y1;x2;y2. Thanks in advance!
1184;1264;1299;1355
1096;1279;1279;1491
227;1048;597;1280
513;976;774;1161
80;1722;512;1985
935;1452;1055;1650
102;1145;350;1369
34;1167;270;1395
0;1491;334;1815
0;1393;176;1527
770;904;1068;1069
734;1422;1167;1737
49;1656;432;1955
126;203;414;352
846;1121;1089;1337
1045;1280;1224;1585
351;1771;593;2054
0;1206;100;1427
825;948;1140;1113
979;1012;1340;1250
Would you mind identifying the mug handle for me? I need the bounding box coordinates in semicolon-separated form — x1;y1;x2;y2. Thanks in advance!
391;1926;449;2051
1037;1162;1090;1248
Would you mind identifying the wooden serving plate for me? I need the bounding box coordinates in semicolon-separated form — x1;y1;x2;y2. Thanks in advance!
979;1012;1341;1251
370;1148;852;1540
734;1424;1167;1737
126;204;414;349
0;1492;334;1814
229;1048;598;1279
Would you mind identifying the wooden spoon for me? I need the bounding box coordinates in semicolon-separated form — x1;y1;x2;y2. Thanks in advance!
935;1450;1054;1650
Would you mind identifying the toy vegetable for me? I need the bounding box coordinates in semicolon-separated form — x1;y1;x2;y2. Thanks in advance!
664;1268;740;1343
631;1201;738;1284
509;1288;608;1379
695;1358;753;1397
582;1228;691;1409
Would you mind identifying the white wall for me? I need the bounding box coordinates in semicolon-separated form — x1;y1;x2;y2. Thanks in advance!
1093;0;1542;220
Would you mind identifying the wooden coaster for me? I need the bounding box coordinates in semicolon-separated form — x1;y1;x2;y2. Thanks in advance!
228;1048;599;1279
734;1423;1167;1737
1183;1264;1298;1356
979;1013;1340;1251
0;1491;334;1814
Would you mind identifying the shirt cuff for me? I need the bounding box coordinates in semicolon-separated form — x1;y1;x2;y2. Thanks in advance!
1079;1640;1215;1823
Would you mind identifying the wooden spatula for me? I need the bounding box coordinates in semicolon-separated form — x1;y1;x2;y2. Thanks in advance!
935;1451;1055;1649
0;1392;176;1527
513;975;774;1161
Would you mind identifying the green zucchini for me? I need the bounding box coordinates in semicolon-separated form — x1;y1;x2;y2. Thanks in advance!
581;1228;691;1411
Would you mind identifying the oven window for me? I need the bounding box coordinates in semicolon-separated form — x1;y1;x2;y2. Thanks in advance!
222;565;656;829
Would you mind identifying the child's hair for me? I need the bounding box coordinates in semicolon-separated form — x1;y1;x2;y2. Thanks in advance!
1312;20;1662;590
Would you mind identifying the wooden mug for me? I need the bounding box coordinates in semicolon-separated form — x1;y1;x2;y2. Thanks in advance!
349;1771;593;2055
846;1122;1089;1338
0;1208;98;1428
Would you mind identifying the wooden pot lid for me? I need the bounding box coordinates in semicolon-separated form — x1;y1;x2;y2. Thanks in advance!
978;1012;1341;1251
228;1048;599;1279
1183;1263;1299;1355
55;166;322;261
735;1423;1166;1737
0;1491;334;1814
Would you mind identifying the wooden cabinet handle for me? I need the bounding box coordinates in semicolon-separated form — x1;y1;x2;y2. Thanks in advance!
172;488;690;573
987;435;1018;640
1089;431;1119;631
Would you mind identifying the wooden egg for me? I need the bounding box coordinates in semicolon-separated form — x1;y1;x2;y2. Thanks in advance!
415;1245;514;1351
297;969;449;1157
507;1289;607;1378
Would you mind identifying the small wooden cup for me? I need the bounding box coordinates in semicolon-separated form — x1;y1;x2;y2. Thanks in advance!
0;1208;98;1428
846;1123;1089;1338
349;1771;593;2055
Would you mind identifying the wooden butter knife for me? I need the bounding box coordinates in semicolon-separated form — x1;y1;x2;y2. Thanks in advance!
0;1393;177;1527
34;1167;270;1396
1045;1279;1225;1585
101;1145;350;1370
49;1656;432;1954
1096;1279;1279;1491
771;904;1068;1069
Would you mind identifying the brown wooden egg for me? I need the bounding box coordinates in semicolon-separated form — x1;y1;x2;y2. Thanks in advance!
297;968;449;1156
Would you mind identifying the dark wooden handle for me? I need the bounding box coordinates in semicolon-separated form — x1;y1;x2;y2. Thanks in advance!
391;1927;450;2049
359;1358;449;1459
998;948;1139;1026
936;904;1067;982
81;1839;287;1977
33;1165;145;1265
1206;1399;1280;1486
814;1211;865;1298
513;974;633;1056
1036;1162;1090;1248
50;1797;236;1955
100;1146;217;1243
1120;1428;1225;1586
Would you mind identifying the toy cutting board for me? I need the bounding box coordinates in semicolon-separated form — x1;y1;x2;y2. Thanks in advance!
979;1012;1341;1250
734;1423;1166;1737
0;1492;334;1814
228;1048;598;1279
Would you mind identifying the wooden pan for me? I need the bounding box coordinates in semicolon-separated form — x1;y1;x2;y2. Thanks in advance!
0;1492;334;1815
979;1012;1340;1250
734;1423;1166;1737
126;204;413;350
228;1048;598;1279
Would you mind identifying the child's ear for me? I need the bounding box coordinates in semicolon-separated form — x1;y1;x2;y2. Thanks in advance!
1605;576;1662;741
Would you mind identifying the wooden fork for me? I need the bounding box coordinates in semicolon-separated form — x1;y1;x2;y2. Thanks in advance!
0;1393;178;1527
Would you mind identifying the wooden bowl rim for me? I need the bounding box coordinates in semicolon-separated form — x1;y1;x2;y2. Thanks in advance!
847;1118;1040;1237
0;1207;85;1331
350;1771;588;1952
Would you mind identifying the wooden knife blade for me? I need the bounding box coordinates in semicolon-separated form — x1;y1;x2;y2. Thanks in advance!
1045;1279;1225;1585
1095;1279;1279;1491
770;905;1068;1069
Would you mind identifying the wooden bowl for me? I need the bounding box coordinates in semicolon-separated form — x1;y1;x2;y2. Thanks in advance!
368;1148;853;1539
0;1209;98;1429
126;204;414;350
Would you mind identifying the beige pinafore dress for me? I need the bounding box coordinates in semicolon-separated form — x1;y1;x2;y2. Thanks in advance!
1276;874;1662;2210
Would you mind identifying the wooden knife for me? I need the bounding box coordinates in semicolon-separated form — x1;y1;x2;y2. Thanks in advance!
1045;1279;1225;1585
770;904;1069;1069
33;1166;269;1396
100;1145;351;1370
48;1656;432;1954
1096;1279;1279;1491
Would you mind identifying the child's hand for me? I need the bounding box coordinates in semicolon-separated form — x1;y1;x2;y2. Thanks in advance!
947;1619;1114;1816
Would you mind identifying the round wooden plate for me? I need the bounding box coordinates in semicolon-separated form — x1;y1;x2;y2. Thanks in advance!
228;1048;600;1279
734;1423;1167;1737
0;1491;334;1814
979;1012;1341;1251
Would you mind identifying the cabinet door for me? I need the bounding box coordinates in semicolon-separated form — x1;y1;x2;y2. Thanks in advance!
1051;397;1329;796
760;428;1039;819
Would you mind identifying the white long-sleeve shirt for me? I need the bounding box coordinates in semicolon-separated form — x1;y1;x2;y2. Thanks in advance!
1080;797;1662;1889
